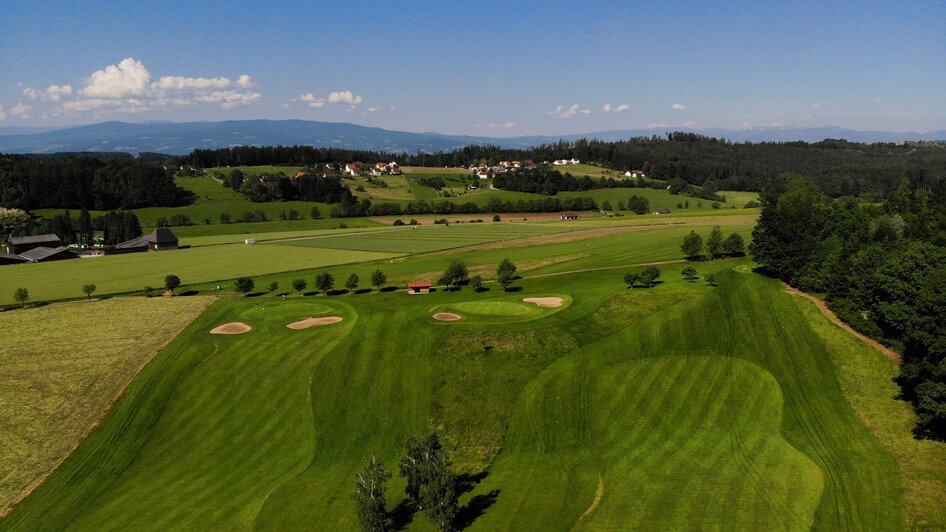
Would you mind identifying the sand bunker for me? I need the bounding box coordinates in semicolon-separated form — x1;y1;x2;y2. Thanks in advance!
287;316;344;329
210;322;252;335
523;297;565;308
432;312;462;321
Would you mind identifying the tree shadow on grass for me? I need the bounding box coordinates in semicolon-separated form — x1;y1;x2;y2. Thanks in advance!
246;292;267;297
178;290;199;297
454;489;500;530
355;288;373;295
502;286;523;293
388;498;417;531
328;289;348;296
380;286;399;293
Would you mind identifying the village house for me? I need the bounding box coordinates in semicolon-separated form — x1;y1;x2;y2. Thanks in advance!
560;211;581;220
626;169;646;178
653;208;671;215
345;163;360;177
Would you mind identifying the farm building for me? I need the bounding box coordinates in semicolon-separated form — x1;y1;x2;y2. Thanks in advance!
19;246;76;263
408;282;433;294
560;211;581;220
653;208;671;215
6;234;61;255
116;227;179;252
0;252;30;265
625;169;646;178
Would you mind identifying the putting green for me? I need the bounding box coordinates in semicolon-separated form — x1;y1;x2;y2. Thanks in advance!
432;295;570;324
476;355;824;530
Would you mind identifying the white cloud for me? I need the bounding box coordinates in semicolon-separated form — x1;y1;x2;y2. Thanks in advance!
646;122;669;128
602;103;611;112
300;93;325;108
193;90;261;109
154;75;231;90
0;105;6;121
603;103;630;113
671;103;686;110
682;120;697;128
328;91;363;105
279;102;291;109
237;75;254;88
365;106;377;113
23;84;73;101
503;121;516;129
488;121;516;129
83;57;152;98
615;104;630;112
547;104;589;119
10;102;32;120
811;102;823;109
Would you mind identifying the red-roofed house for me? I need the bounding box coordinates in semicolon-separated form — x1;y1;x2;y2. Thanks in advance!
560;211;581;220
345;163;360;176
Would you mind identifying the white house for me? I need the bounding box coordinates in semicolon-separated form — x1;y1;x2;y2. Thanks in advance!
345;163;360;176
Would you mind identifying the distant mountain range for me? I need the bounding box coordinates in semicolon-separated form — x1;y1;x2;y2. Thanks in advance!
0;120;943;155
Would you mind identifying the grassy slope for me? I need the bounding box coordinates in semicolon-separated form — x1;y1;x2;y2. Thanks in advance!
793;297;946;529
1;259;906;531
0;296;214;513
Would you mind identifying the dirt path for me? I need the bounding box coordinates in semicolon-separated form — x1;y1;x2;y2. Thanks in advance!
579;475;605;520
784;285;901;365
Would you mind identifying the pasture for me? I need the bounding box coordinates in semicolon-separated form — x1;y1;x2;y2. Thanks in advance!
1;261;916;530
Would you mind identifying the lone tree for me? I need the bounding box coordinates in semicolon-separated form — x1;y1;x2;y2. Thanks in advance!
315;272;335;295
346;273;360;292
681;231;704;260
470;275;484;292
438;261;469;291
705;273;718;287
497;259;518;292
681;266;699;283
13;288;29;308
82;283;97;301
623;272;640;288
723;233;745;256
353;456;391;532
291;278;307;295
267;281;279;295
371;270;386;291
706;226;724;259
165;274;181;295
310;206;322;219
234;277;255;295
639;266;661;288
399;434;458;530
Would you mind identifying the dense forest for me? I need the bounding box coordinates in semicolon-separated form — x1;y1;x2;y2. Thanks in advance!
751;176;946;440
0;155;190;210
183;134;946;199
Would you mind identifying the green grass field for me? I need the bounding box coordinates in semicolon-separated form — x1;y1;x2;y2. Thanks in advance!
2;256;916;530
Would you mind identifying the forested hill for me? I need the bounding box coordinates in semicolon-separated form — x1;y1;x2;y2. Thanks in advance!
187;134;946;198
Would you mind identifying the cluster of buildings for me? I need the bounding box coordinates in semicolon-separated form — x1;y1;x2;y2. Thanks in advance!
467;159;536;179
344;161;403;177
0;227;179;266
551;158;581;166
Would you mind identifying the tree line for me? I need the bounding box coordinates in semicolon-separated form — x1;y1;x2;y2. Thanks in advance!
0;154;191;210
751;176;946;440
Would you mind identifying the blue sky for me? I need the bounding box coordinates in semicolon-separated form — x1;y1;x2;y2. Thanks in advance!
1;0;944;134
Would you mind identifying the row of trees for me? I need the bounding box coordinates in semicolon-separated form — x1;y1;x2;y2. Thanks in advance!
681;226;746;261
750;176;946;439
354;434;459;532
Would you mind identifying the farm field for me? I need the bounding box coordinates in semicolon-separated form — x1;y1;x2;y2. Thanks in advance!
1;260;918;530
0;243;398;305
0;296;215;514
1;215;756;306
